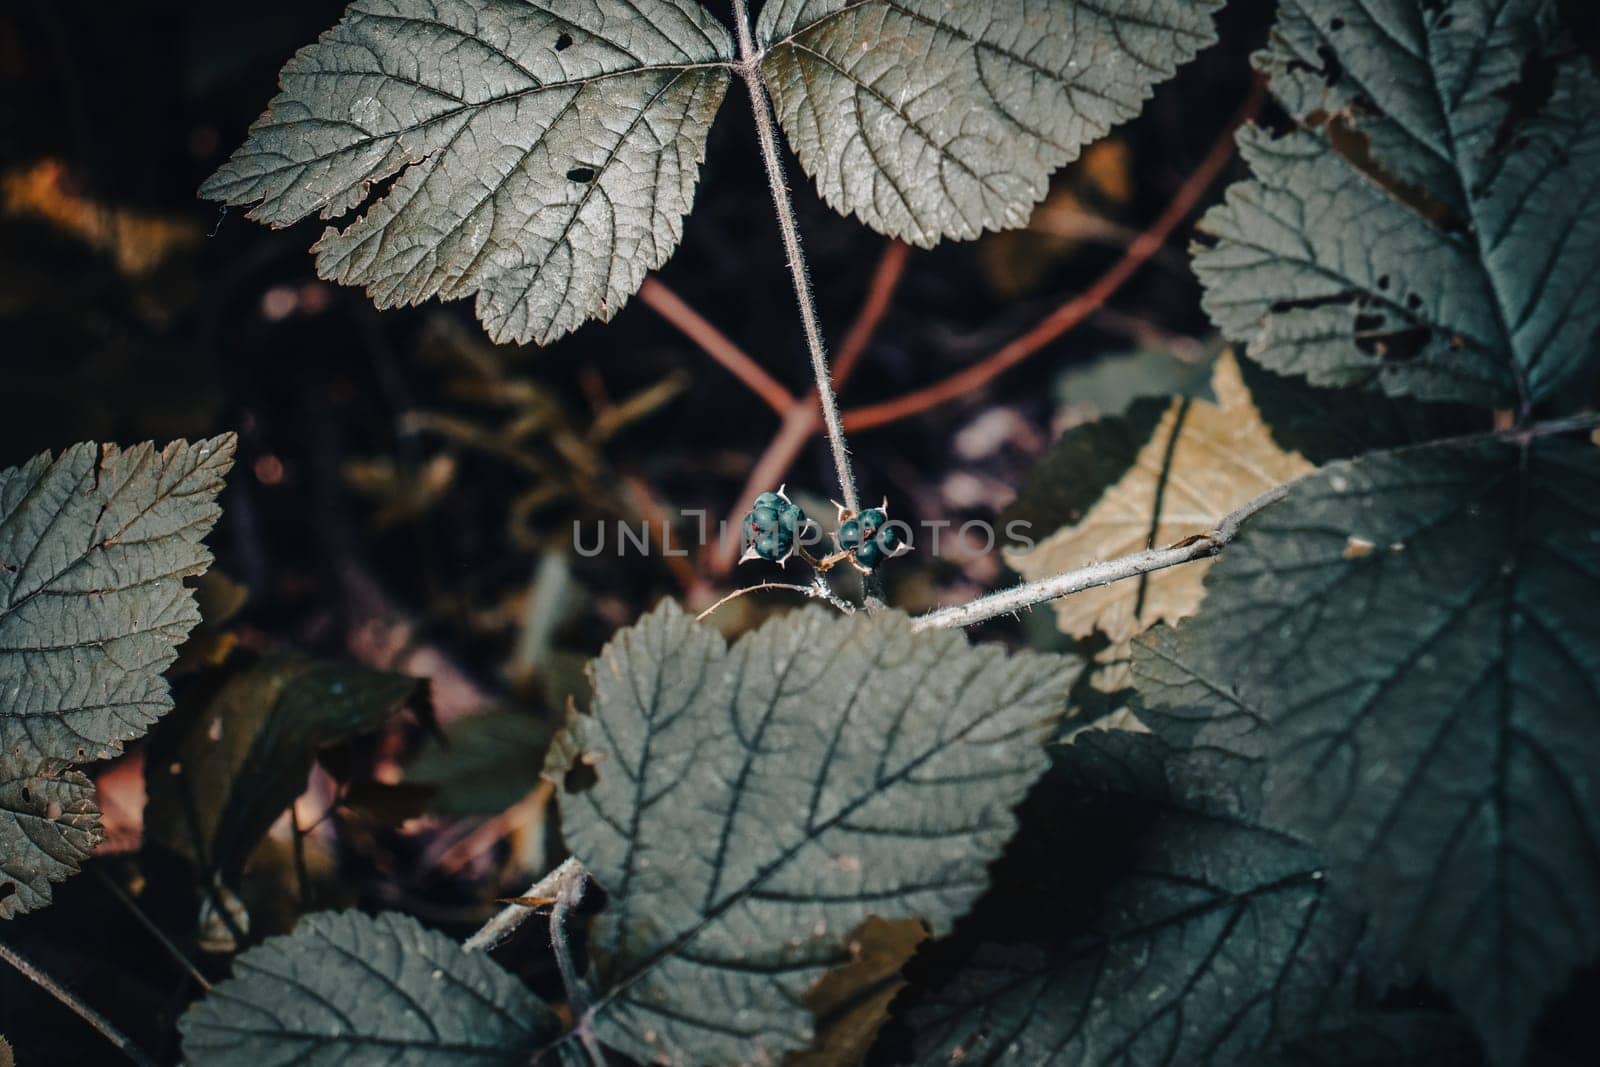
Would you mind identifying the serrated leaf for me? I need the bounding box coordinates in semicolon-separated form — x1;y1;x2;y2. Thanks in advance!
756;0;1221;246
547;602;1077;1065
0;435;234;765
200;0;733;346
1194;0;1600;405
1005;352;1314;643
0;753;102;919
179;910;560;1063
1132;437;1600;1065
1240;356;1489;465
145;656;424;878
899;731;1362;1066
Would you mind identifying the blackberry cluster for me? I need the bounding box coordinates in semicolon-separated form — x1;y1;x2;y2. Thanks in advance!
741;489;807;564
835;505;902;571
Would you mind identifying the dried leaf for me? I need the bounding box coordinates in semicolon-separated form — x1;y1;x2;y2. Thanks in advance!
1005;352;1313;643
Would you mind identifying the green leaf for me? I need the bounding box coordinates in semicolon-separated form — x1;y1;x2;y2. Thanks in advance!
179;910;560;1063
1000;396;1166;549
200;0;733;346
548;602;1077;1065
144;656;425;878
0;436;234;765
407;708;552;817
1194;0;1600;405
1053;344;1218;424
1132;437;1600;1065
1240;356;1488;465
0;754;102;919
898;731;1363;1066
757;0;1221;246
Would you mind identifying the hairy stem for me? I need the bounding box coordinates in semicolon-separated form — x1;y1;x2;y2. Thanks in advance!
462;856;583;953
550;866;590;1017
0;939;158;1067
731;0;860;517
912;484;1290;632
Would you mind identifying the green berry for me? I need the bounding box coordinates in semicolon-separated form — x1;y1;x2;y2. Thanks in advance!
837;518;863;551
854;539;884;569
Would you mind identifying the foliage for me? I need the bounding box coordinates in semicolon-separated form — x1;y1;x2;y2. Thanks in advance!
179;911;560;1062
1;437;232;920
202;0;1224;345
5;1;1600;1066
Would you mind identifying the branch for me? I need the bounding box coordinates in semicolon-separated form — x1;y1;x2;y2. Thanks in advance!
841;79;1264;433
708;240;910;576
732;0;860;517
462;856;584;953
638;278;794;416
0;939;158;1067
912;484;1288;632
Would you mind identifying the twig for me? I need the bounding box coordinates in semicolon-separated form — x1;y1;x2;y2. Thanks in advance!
91;867;211;992
732;0;860;517
841;79;1264;432
550;866;590;1016
709;240;911;575
638;279;794;416
0;939;158;1067
696;581;823;620
463;856;583;953
913;484;1288;632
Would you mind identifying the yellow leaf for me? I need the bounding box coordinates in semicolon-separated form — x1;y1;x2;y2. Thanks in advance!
1005;352;1312;641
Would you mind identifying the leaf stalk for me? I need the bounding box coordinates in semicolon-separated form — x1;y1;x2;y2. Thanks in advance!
730;0;861;519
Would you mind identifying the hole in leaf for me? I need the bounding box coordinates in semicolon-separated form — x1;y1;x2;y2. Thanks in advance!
1315;44;1345;87
1490;49;1559;157
1407;293;1424;310
1270;290;1360;313
1330;17;1344;30
555;32;573;51
563;753;600;794
0;882;15;903
566;166;596;183
1356;321;1431;362
1376;274;1391;291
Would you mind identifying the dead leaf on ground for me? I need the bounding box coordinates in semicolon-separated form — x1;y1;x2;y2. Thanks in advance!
1005;352;1312;642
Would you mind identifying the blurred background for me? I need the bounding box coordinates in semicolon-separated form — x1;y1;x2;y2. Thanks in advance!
0;0;1302;1060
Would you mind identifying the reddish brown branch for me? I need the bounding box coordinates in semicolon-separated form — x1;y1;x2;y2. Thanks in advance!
840;81;1263;433
638;277;795;416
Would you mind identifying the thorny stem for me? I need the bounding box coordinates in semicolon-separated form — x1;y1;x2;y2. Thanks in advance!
0;939;159;1067
709;240;909;576
912;484;1291;632
731;0;861;518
